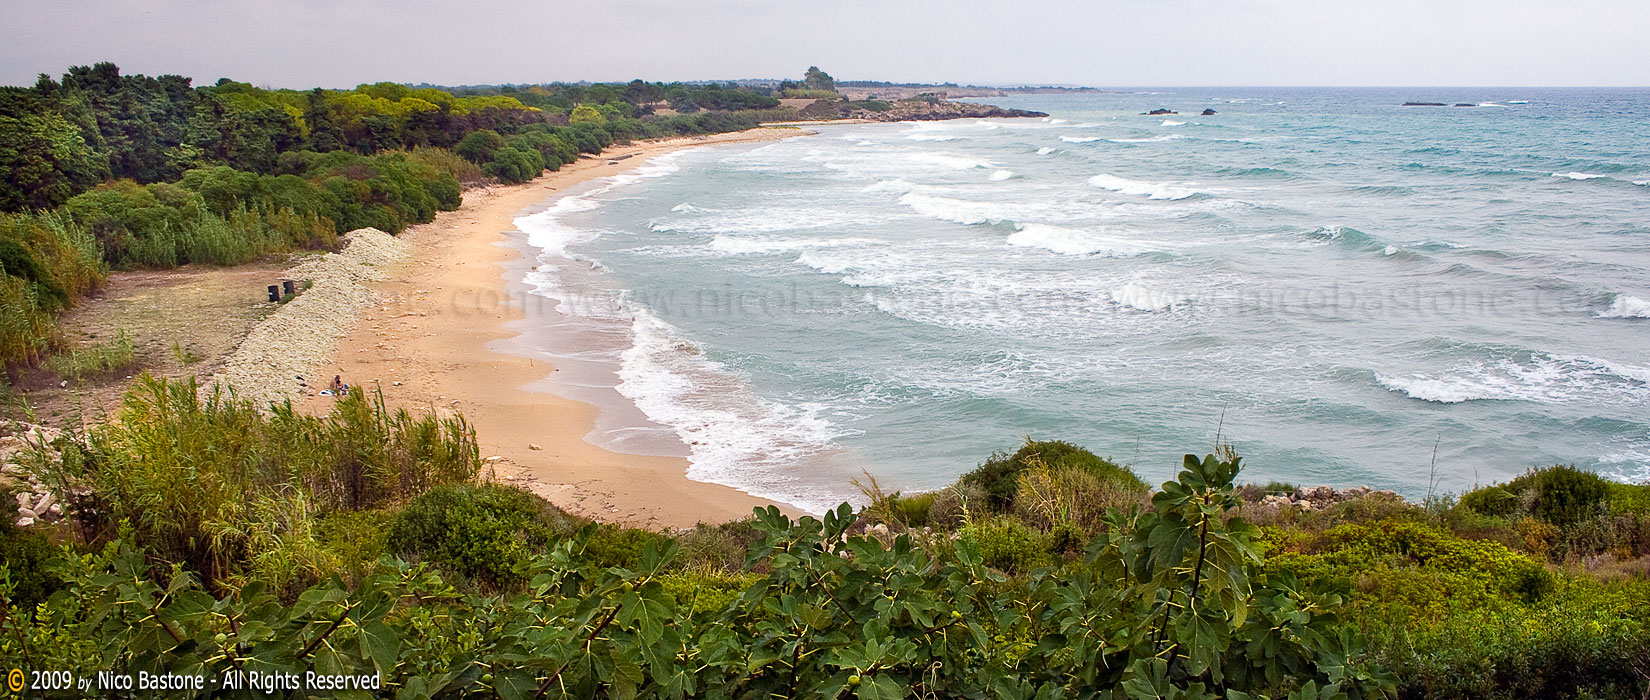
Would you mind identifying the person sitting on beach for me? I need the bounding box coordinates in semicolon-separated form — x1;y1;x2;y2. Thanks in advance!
330;375;344;393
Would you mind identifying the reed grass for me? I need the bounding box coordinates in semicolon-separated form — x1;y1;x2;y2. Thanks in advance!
30;375;481;592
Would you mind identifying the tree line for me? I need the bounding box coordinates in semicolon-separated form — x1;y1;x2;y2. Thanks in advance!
0;63;784;368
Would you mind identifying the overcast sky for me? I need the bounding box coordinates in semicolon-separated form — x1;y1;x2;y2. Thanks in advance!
2;0;1645;89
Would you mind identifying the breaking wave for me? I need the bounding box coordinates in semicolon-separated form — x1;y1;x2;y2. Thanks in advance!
1088;173;1200;200
1376;352;1650;404
1006;223;1163;257
1599;294;1650;319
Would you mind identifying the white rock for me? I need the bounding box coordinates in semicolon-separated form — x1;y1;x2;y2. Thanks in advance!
33;493;54;513
15;517;33;527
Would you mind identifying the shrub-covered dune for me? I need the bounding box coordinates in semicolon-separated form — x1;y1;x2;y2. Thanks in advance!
3;380;1650;698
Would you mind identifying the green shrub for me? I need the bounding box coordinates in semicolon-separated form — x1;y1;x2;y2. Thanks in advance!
1458;483;1521;519
959;438;1145;512
1269;520;1551;618
1533;465;1611;526
1460;465;1610;527
674;519;763;573
4;452;1397;698
925;483;987;531
387;483;579;589
481;145;544;184
0;238;69;309
1013;461;1146;532
777;88;840;99
316;509;395;585
1366;577;1650;700
847;100;894;112
1608;481;1650;516
658;572;760;617
0;514;62;609
44;329;135;380
34;376;483;588
889;491;935;527
454;129;503;164
961;517;1050;574
1553;514;1646;561
1440;502;1521;551
583;524;673;570
402;146;483;185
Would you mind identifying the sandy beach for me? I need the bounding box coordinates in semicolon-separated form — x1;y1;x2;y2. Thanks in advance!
297;128;810;528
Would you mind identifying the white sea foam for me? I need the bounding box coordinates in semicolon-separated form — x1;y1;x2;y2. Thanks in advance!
1161;120;1187;126
1088;173;1199;200
911;153;994;170
1374;374;1484;404
794;250;854;276
862;178;918;194
1060;136;1105;143
906;133;965;142
1634;180;1650;187
1108;134;1185;144
1383;245;1399;256
989;169;1015;181
1006;224;1159;257
1376;353;1650;404
1110;283;1184;311
517;151;689;256
616;307;850;512
1035;147;1058;155
1599;295;1650;319
1552;171;1610;180
898;192;1006;225
708;235;879;255
671;202;710;213
651;207;853;235
515;194;603;258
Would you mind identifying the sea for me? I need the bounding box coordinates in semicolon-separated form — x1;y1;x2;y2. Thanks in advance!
513;88;1650;513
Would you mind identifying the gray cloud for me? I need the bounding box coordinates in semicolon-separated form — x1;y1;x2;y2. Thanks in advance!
2;0;1643;88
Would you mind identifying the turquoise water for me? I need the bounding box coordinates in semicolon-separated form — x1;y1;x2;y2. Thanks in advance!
516;88;1650;512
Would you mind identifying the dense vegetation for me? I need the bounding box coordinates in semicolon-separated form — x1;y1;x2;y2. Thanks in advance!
3;377;1649;698
0;63;792;370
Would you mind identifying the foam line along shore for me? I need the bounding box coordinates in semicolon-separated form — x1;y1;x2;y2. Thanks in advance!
296;127;811;528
